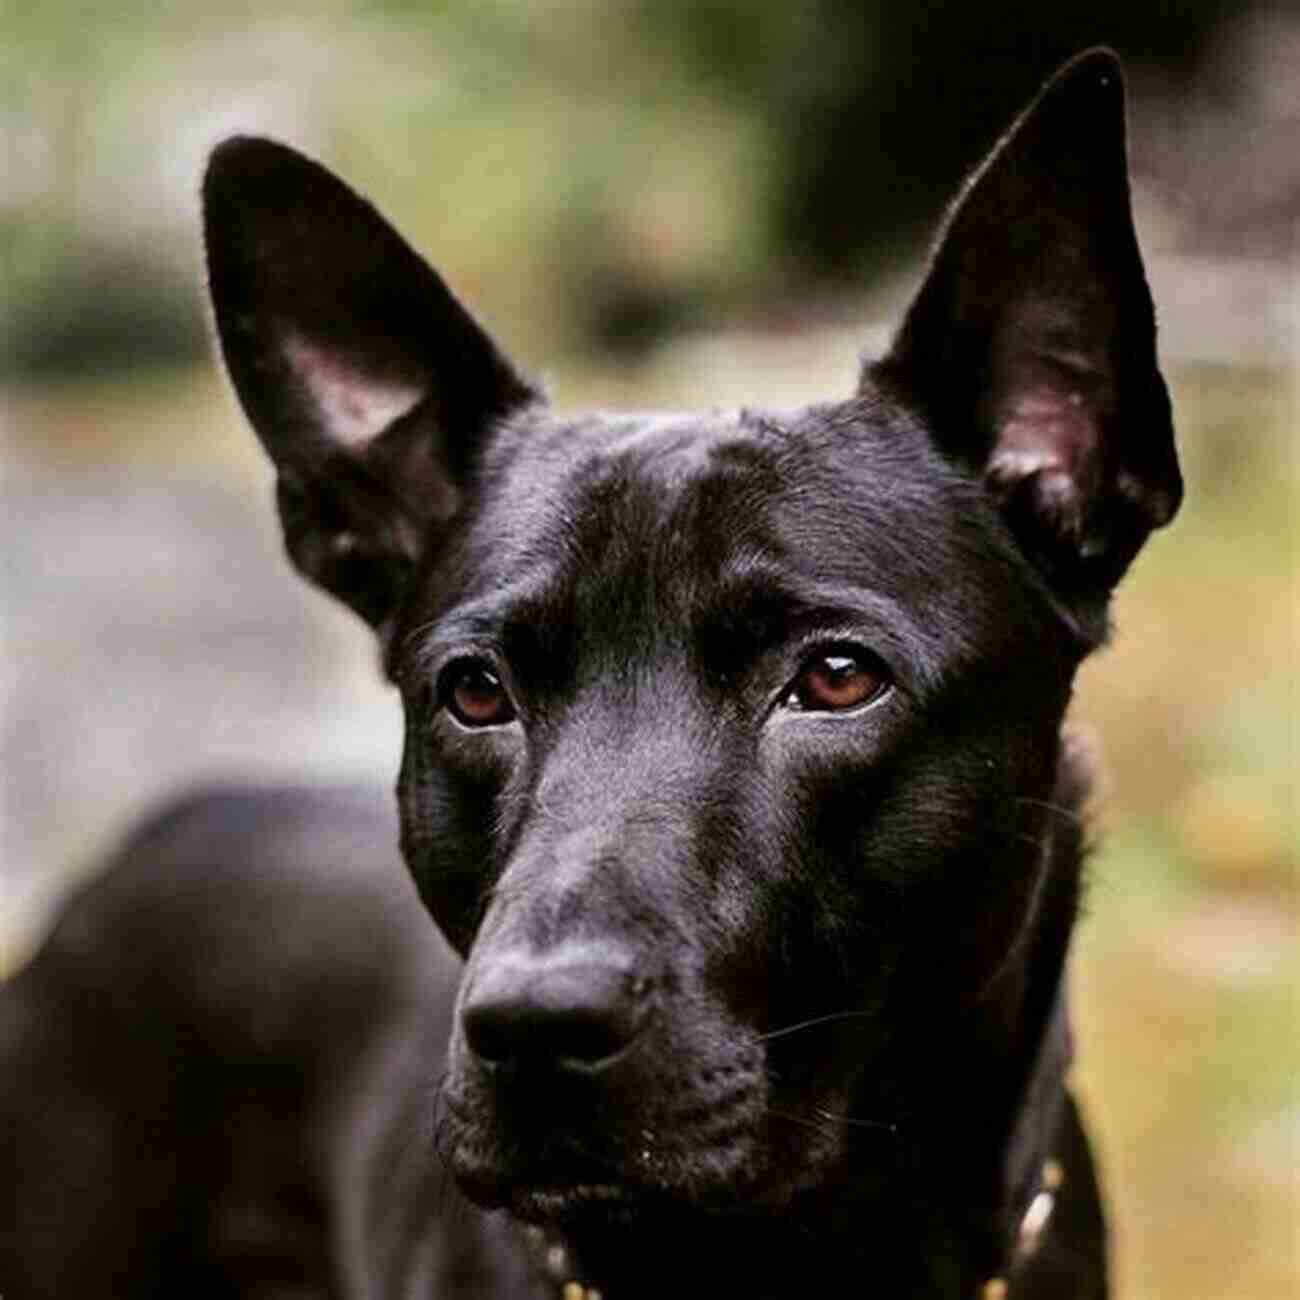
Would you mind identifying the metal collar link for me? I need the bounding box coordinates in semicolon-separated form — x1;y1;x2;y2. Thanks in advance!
981;1156;1064;1299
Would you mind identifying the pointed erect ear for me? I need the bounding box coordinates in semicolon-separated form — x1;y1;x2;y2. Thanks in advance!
873;49;1181;623
203;137;539;630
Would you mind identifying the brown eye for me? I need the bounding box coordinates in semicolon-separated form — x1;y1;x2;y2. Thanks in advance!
441;660;516;728
789;651;889;712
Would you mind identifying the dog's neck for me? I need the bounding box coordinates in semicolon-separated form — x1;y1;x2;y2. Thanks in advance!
518;743;1091;1299
884;735;1091;1291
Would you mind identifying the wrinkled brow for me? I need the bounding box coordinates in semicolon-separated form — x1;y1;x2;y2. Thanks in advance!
691;570;943;695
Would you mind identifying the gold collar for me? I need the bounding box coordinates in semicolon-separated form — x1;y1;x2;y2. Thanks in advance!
520;1224;602;1300
981;1156;1065;1298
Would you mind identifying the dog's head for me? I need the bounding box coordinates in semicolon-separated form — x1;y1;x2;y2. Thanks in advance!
204;51;1177;1231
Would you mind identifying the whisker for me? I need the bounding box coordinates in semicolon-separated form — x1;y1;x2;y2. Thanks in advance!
759;1009;876;1043
809;1106;899;1135
766;1105;901;1140
765;1105;838;1136
1015;796;1084;827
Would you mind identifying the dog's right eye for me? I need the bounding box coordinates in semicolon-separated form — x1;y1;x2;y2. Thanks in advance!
438;659;517;728
785;649;891;713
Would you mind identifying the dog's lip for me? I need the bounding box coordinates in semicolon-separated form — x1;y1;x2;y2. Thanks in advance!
458;1158;727;1223
509;1180;638;1221
449;1146;638;1216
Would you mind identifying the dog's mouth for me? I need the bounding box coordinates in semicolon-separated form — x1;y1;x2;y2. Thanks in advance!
505;1179;641;1224
447;1121;763;1221
446;1133;631;1217
441;1067;772;1223
451;1139;690;1227
489;1168;777;1229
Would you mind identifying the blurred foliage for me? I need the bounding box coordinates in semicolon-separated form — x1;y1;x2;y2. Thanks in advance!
1067;361;1296;1298
640;0;1236;279
1074;364;1296;896
2;229;206;376
0;0;1242;376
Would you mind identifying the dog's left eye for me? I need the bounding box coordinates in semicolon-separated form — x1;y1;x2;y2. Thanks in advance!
786;651;890;712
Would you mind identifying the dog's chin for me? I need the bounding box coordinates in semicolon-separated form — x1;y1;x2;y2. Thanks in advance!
450;1140;790;1229
453;1162;658;1227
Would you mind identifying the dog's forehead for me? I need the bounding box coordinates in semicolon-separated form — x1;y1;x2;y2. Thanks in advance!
486;399;975;576
428;396;1050;669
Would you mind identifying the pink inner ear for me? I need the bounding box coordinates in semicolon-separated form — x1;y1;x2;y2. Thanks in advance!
983;329;1117;543
283;329;427;452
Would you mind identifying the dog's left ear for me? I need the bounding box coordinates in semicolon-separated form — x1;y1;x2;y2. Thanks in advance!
874;49;1180;625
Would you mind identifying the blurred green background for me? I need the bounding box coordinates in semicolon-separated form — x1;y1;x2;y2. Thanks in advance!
1;3;1294;1296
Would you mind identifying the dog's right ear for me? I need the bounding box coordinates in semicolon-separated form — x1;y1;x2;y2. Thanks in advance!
203;138;538;630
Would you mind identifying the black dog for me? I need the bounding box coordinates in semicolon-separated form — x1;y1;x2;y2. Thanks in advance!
0;49;1179;1298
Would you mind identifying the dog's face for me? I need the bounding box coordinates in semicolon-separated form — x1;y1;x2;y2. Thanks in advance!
387;396;1080;1219
204;51;1178;1227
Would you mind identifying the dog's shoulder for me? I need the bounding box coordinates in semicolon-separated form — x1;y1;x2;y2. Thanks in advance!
20;783;460;1062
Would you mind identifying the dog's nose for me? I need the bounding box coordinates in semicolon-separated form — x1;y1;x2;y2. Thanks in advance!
460;945;652;1075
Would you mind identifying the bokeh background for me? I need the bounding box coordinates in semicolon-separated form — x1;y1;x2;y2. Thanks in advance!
1;3;1295;1295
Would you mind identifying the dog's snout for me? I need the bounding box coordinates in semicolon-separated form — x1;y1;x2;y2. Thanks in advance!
460;945;652;1075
